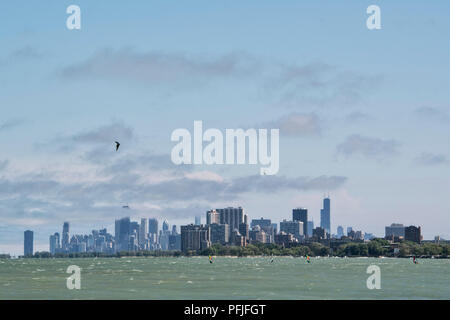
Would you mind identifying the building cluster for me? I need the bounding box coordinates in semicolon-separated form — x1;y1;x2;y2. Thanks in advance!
46;218;181;255
181;198;336;252
384;223;422;243
20;196;427;256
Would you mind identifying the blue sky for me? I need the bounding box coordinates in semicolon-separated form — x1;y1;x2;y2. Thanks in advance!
1;1;450;255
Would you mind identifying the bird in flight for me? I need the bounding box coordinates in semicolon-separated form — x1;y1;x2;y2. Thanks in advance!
115;141;120;151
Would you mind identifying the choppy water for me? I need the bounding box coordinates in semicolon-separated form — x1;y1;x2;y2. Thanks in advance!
0;257;448;299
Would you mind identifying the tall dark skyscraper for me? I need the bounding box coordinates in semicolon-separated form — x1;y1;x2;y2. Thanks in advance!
320;197;331;234
293;208;308;237
62;222;70;251
148;218;158;234
24;230;33;256
217;207;244;233
115;217;130;252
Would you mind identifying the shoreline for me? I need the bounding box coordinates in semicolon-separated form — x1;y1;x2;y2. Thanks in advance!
3;255;448;260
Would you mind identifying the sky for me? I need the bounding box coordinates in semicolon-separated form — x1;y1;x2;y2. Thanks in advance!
1;1;450;256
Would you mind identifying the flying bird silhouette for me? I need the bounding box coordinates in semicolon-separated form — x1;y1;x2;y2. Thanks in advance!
115;141;120;151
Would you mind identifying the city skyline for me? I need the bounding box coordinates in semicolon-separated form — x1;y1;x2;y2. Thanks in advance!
2;1;450;256
12;197;433;256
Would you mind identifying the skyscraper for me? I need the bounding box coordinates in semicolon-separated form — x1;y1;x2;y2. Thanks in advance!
162;220;169;232
337;226;344;238
24;230;33;256
293;208;308;237
115;217;130;252
195;216;201;225
206;209;220;225
49;232;60;254
307;221;314;237
139;218;148;249
62;222;70;252
320;197;330;234
148;218;159;245
217;207;244;233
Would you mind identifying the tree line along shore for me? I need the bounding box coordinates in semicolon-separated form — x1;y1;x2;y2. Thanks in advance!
3;239;449;259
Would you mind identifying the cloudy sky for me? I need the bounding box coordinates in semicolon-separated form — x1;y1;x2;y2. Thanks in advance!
1;1;449;255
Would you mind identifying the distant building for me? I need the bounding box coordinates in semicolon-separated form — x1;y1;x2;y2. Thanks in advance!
320;197;331;234
292;208;308;237
24;230;34;256
405;225;421;243
239;222;249;243
251;218;272;229
231;229;246;247
271;223;278;235
139;218;148;250
148;218;158;244
337;226;344;238
275;232;297;247
115;217;130;252
49;232;60;254
280;220;303;240
347;227;353;236
210;223;229;244
249;225;269;244
195;216;201;226
162;220;169;232
251;218;274;243
169;233;181;251
180;224;211;252
307;221;314;237
206;209;220;225
62;222;70;252
385;223;405;238
313;227;326;240
217;207;245;233
354;230;365;241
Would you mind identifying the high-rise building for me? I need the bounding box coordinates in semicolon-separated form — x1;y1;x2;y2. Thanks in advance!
62;222;70;251
405;225;421;243
139;218;148;249
180;224;211;252
320;197;330;234
251;218;272;229
280;220;303;240
195;216;201;225
162;220;169;232
217;207;244;233
307;221;314;237
49;232;60;254
337;226;344;238
251;218;274;243
293;208;308;237
210;223;229;244
148;218;158;244
385;223;405;238
239;222;249;242
347;226;353;236
206;209;220;225
271;223;278;235
115;217;130;252
24;230;34;256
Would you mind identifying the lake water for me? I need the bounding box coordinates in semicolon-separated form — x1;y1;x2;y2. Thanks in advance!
0;257;448;299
